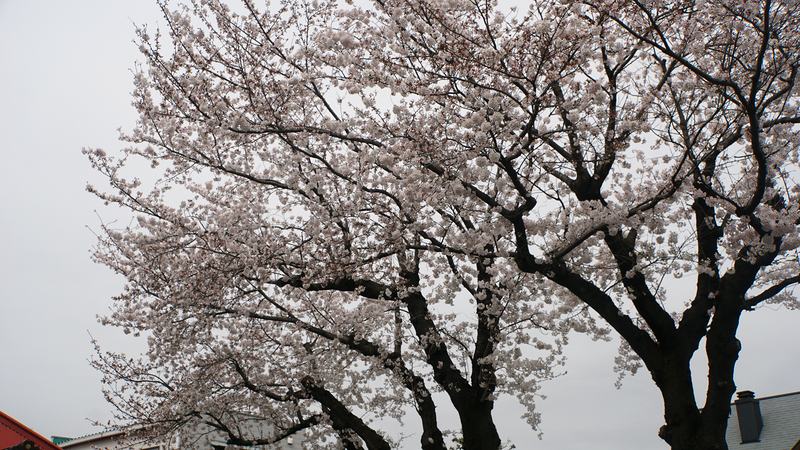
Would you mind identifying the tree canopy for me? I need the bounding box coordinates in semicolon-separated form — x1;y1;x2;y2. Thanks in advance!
88;0;800;449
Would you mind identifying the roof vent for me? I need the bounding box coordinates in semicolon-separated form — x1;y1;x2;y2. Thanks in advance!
735;390;763;443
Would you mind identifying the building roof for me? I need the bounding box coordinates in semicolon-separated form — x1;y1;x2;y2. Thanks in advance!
57;429;123;449
0;410;64;450
726;391;800;450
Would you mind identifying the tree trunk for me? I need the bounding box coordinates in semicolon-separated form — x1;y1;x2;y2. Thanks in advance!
655;316;741;450
695;290;743;450
452;389;502;450
655;351;704;450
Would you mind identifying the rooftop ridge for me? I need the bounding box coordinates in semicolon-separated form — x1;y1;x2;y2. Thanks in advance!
732;390;800;404
0;410;64;450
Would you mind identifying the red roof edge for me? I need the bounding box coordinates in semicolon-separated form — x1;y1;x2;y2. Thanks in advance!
0;410;64;450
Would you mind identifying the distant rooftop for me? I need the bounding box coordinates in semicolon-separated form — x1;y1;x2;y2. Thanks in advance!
726;390;800;450
54;429;124;449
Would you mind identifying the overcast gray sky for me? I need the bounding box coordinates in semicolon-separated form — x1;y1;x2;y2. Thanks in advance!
0;1;798;449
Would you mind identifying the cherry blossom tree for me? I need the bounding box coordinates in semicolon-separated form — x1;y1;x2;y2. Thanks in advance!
87;0;800;449
561;0;800;448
